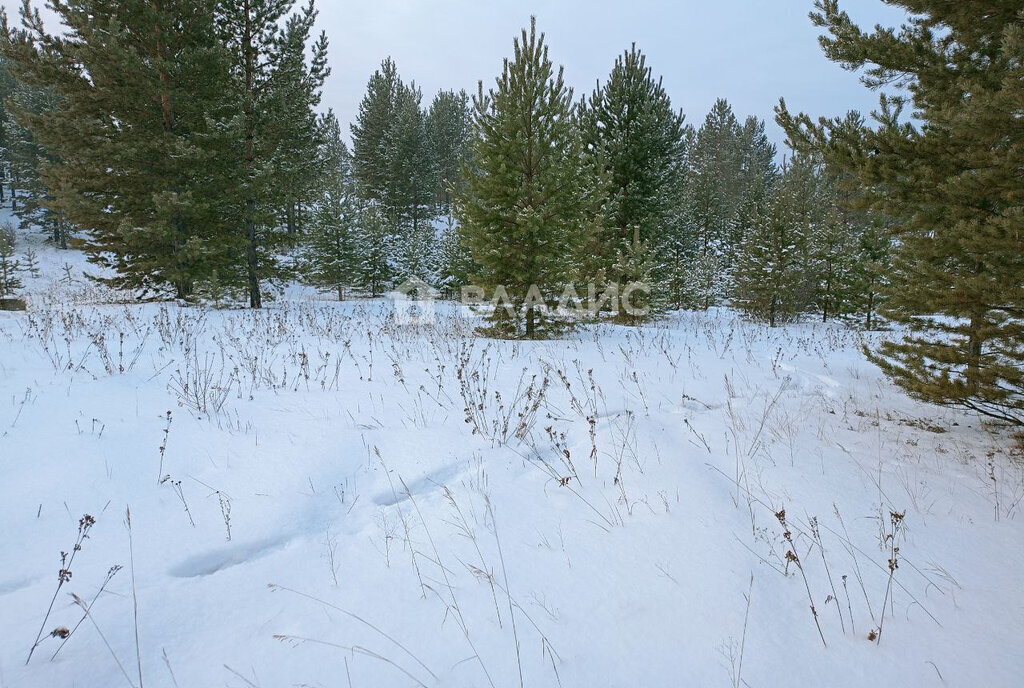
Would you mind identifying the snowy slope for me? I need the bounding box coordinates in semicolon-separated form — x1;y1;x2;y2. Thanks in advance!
0;219;1022;688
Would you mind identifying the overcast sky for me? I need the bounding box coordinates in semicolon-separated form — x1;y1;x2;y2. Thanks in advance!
316;0;910;148
3;0;910;149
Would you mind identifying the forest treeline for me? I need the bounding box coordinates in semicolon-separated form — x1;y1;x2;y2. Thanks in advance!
0;1;1021;425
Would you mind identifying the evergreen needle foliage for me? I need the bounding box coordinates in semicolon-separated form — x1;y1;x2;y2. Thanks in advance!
778;0;1024;424
456;17;602;339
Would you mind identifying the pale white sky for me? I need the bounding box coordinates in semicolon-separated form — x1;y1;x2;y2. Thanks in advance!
3;0;910;148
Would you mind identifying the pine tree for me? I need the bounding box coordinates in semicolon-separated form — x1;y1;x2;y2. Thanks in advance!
350;59;437;287
389;82;438;281
685;99;742;308
4;78;70;247
689;99;742;260
0;56;18;205
808;203;853;323
357;203;393;296
733;156;816;326
661;123;697;308
303;112;360;300
0;222;22;295
684;101;779;308
2;0;235;298
734;115;778;254
778;0;1024;424
426;89;472;218
273;13;329;239
351;58;402;206
217;0;329;308
581;44;688;316
426;89;473;291
437;224;474;296
849;221;891;330
610;226;656;324
456;17;599;338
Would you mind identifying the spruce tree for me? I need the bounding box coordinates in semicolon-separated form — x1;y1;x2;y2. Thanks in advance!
581;44;688;316
456;17;599;338
778;0;1024;424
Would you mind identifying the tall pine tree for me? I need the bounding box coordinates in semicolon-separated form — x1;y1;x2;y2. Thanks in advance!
778;0;1024;425
217;0;329;307
303;112;360;300
733;155;816;326
581;44;688;317
457;17;599;338
2;0;235;298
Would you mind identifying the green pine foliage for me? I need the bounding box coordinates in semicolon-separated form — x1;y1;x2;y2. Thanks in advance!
733;156;816;327
218;0;329;308
426;89;474;293
778;0;1024;424
357;203;393;297
0;222;23;295
426;89;472;217
351;60;442;287
610;226;657;325
303;112;360;300
684;99;777;308
3;76;70;247
849;221;891;330
456;17;601;339
389;83;438;281
351;59;403;207
581;44;688;317
2;0;236;299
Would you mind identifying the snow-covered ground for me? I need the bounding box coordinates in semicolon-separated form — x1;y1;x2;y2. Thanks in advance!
1;216;1022;688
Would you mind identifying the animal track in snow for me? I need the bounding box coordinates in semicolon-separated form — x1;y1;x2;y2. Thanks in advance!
168;536;291;578
373;462;464;507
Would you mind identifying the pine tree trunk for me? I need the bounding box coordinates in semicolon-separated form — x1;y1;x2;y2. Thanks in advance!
53;219;67;250
526;305;536;338
242;0;261;309
246;197;261;308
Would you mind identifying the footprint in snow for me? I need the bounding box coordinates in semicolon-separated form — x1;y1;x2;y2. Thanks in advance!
373;463;464;507
0;574;40;597
168;536;290;578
